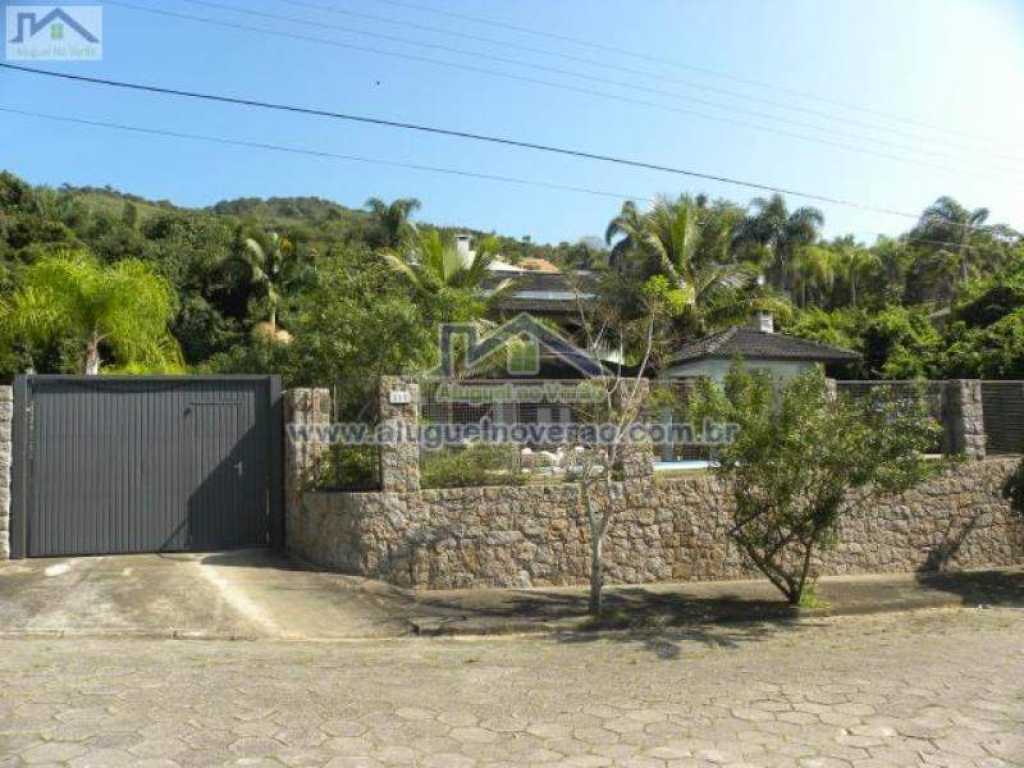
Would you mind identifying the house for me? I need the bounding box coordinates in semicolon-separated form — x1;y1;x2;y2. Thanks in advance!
661;312;860;382
455;234;596;327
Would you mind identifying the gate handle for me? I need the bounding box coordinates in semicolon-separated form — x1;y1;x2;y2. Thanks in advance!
235;460;244;477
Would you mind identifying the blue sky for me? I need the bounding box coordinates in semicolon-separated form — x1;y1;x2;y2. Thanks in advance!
2;0;1023;246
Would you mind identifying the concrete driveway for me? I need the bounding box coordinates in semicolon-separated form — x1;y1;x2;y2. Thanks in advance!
0;549;413;640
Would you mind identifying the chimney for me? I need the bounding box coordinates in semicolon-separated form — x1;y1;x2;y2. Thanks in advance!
455;233;472;258
757;311;774;334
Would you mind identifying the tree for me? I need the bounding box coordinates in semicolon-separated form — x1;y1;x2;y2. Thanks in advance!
383;229;512;325
364;197;421;249
788;244;835;308
912;196;990;285
568;280;667;615
235;230;313;337
603;196;780;336
691;364;938;605
736;194;825;292
834;243;877;308
1;251;181;374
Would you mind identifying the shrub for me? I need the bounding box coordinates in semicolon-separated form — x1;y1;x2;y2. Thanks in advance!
691;362;939;605
421;443;525;489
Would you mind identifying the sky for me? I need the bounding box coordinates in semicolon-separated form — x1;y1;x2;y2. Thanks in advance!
2;0;1023;246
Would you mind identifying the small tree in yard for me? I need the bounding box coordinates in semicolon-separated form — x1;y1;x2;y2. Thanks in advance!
570;276;682;615
691;363;939;605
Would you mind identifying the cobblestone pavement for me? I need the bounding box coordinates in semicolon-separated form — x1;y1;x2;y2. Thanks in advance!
0;608;1021;767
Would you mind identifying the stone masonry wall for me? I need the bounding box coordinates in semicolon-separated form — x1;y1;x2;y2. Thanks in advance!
284;388;330;551
0;387;11;560
293;458;1024;589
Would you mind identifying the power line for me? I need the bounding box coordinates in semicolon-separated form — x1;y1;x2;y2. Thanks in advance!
271;0;1024;165
0;106;652;203
371;0;1015;150
176;0;1022;174
98;1;1021;182
1;61;934;222
1;105;999;255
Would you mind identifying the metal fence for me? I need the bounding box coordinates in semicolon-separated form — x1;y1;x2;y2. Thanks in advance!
310;381;381;491
834;380;946;454
648;379;714;462
981;381;1024;454
418;379;598;487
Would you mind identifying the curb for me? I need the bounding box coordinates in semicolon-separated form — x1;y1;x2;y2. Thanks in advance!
407;592;978;637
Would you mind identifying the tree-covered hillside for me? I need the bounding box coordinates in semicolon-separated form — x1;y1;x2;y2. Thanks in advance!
1;170;1023;405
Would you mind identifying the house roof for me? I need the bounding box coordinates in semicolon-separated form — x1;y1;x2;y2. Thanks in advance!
667;327;860;366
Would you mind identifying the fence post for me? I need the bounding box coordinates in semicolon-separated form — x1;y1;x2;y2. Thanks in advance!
942;379;986;460
824;377;838;402
378;376;420;492
284;388;331;549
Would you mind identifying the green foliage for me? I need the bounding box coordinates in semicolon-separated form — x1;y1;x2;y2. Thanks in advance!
691;362;939;605
0;251;182;374
1001;458;1024;519
421;444;525;489
307;444;380;492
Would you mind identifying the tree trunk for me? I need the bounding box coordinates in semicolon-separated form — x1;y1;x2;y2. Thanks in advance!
84;338;101;376
850;276;857;308
269;306;277;334
588;531;604;615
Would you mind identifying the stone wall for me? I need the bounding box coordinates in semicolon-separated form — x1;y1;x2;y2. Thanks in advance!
0;387;10;560
943;379;986;459
293;458;1024;589
284;388;330;550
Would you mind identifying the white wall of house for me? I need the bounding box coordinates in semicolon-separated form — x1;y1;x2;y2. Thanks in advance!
661;358;819;383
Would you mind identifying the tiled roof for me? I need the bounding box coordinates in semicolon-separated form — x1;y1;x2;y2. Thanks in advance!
668;326;860;365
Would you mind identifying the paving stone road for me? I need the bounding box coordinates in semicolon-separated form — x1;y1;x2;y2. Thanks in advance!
0;608;1022;767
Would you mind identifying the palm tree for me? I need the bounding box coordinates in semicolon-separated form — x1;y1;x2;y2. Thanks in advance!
383;230;513;324
835;244;878;307
365;197;421;249
0;251;181;374
604;200;646;273
788;245;836;308
913;196;990;284
236;231;312;337
736;194;825;292
605;196;782;335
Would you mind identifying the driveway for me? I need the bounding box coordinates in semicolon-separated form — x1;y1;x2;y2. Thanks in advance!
0;549;412;640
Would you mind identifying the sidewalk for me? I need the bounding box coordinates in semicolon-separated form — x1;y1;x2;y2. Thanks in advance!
398;567;1024;636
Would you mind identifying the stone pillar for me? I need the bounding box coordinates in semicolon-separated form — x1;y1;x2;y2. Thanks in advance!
0;386;11;560
615;378;654;480
378;376;420;492
942;379;986;460
284;388;331;549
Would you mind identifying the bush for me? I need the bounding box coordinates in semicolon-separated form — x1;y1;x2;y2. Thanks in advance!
307;444;380;491
421;443;525;489
691;362;939;605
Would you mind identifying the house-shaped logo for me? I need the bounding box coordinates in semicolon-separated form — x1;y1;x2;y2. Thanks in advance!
6;6;102;61
431;313;606;379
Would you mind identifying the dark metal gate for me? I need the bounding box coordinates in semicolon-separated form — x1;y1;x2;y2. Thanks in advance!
10;376;282;558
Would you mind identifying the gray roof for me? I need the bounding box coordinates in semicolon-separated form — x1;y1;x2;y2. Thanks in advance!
668;327;860;365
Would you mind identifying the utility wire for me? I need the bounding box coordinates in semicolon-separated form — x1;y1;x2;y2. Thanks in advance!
0;106;651;203
98;0;1020;183
271;0;1024;164
1;102;1006;247
371;0;1015;149
179;0;1022;172
1;62;938;222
